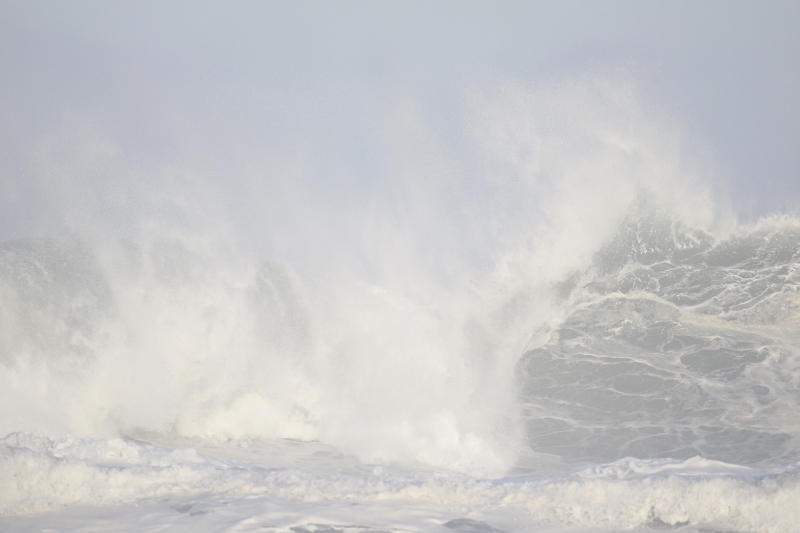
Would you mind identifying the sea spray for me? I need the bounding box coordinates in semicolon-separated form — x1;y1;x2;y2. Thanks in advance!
3;75;798;533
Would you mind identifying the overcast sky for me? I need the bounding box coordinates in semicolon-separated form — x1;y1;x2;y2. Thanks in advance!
1;1;799;251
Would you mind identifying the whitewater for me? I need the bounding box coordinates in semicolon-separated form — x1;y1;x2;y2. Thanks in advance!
2;78;800;533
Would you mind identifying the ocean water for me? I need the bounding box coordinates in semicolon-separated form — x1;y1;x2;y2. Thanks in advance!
2;207;800;533
1;74;799;532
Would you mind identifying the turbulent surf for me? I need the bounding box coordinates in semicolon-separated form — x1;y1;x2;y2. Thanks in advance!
2;207;800;533
2;76;800;533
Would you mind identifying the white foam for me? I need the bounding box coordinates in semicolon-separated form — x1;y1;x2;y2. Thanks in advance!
2;434;800;532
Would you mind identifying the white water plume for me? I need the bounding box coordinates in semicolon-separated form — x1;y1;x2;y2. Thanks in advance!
0;73;725;478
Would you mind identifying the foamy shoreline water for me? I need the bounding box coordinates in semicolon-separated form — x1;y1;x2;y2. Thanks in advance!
3;432;799;532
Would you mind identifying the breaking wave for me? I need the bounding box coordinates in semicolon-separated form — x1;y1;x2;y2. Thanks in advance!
2;75;799;532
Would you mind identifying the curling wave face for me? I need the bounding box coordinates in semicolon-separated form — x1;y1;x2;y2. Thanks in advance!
519;211;800;470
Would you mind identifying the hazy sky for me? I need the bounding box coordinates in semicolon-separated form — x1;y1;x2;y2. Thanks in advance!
2;1;799;247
